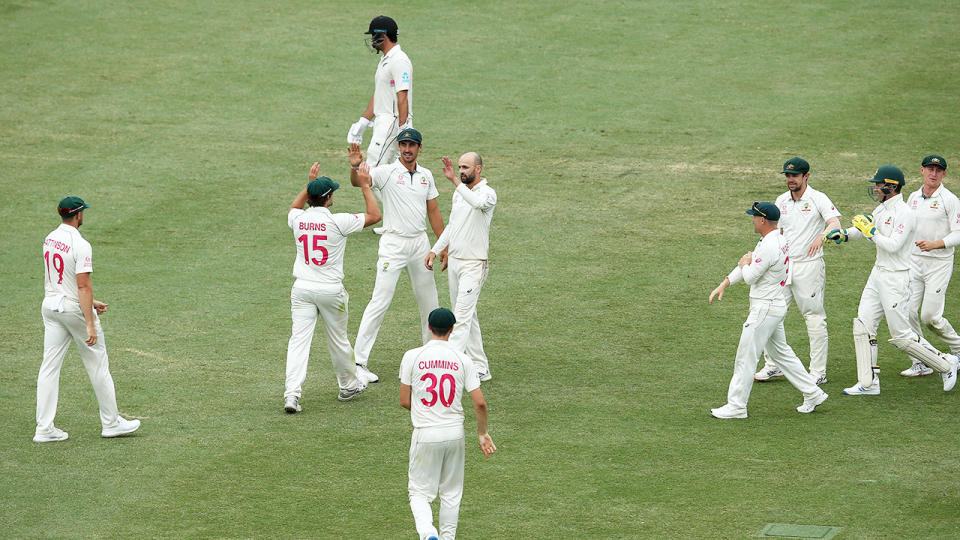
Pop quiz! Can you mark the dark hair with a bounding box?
[308,193,330,207]
[429,324,453,336]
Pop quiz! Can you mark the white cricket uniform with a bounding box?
[907,185,960,354]
[400,340,481,540]
[37,223,124,434]
[721,229,820,411]
[354,162,440,367]
[431,179,497,376]
[367,45,413,166]
[847,193,955,385]
[285,207,366,398]
[760,187,840,378]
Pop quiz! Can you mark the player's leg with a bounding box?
[844,272,884,394]
[902,259,933,376]
[448,258,490,376]
[285,287,320,400]
[316,287,365,393]
[36,308,73,437]
[756,287,794,382]
[917,258,960,353]
[764,304,824,403]
[408,432,442,540]
[793,259,829,381]
[407,235,440,345]
[354,236,406,366]
[721,301,777,413]
[366,116,401,167]
[437,437,466,540]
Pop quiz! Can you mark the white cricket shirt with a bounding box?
[400,340,480,433]
[42,223,93,304]
[907,184,960,260]
[370,162,438,237]
[288,207,364,286]
[727,229,790,301]
[849,194,915,271]
[775,186,841,262]
[431,179,497,259]
[373,45,412,120]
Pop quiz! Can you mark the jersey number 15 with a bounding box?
[297,234,328,266]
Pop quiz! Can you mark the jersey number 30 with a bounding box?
[297,234,328,266]
[420,373,456,407]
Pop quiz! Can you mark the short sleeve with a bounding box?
[75,239,93,274]
[333,213,365,236]
[399,350,414,385]
[392,57,412,92]
[462,355,481,392]
[425,170,439,200]
[371,165,391,191]
[288,208,304,229]
[816,192,841,221]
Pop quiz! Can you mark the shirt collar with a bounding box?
[882,193,903,209]
[381,44,401,62]
[921,184,943,199]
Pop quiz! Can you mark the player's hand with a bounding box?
[93,300,108,315]
[356,163,372,187]
[441,156,458,184]
[439,247,448,271]
[397,117,411,131]
[915,239,944,252]
[852,214,875,238]
[347,117,371,144]
[825,228,848,244]
[806,238,824,257]
[309,161,321,181]
[478,433,496,457]
[709,279,729,304]
[737,251,752,268]
[84,324,98,346]
[348,143,364,167]
[425,252,436,270]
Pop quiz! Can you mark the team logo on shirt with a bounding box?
[401,72,410,83]
[911,200,919,209]
[397,173,406,185]
[930,200,940,210]
[801,202,811,212]
[755,257,762,264]
[885,217,892,225]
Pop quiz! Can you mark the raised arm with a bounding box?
[356,163,382,227]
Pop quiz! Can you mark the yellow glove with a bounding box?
[852,214,875,238]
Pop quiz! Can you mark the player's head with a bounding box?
[746,201,779,233]
[365,15,398,52]
[58,196,89,226]
[781,157,810,193]
[868,165,904,202]
[921,154,947,187]
[458,152,483,186]
[307,177,339,208]
[397,128,422,165]
[427,308,456,339]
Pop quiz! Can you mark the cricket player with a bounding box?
[755,158,841,385]
[346,15,413,167]
[348,128,445,384]
[901,155,960,377]
[825,165,959,394]
[708,202,828,419]
[400,308,496,540]
[35,196,141,442]
[425,153,497,381]
[283,163,381,412]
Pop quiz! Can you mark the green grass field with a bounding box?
[3,1,960,538]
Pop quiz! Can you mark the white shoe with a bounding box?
[797,391,828,413]
[754,366,784,381]
[842,380,880,395]
[942,356,959,392]
[356,363,379,384]
[811,373,828,385]
[33,426,69,443]
[901,362,934,377]
[101,417,141,438]
[338,383,367,402]
[710,404,747,419]
[284,396,301,413]
[478,369,492,382]
[373,227,385,235]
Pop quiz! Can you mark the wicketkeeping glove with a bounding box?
[852,214,876,239]
[347,117,373,144]
[825,228,849,244]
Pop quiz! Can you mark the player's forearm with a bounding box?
[456,184,494,210]
[78,283,96,326]
[363,95,374,120]
[941,230,960,249]
[361,185,382,226]
[397,91,409,126]
[431,228,450,254]
[474,402,488,436]
[822,217,841,235]
[427,206,444,238]
[291,188,308,210]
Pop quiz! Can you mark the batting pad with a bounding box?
[889,337,951,372]
[853,319,877,387]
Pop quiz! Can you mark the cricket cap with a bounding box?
[428,308,456,330]
[58,196,89,217]
[922,155,947,170]
[397,128,422,145]
[366,15,398,35]
[746,201,780,221]
[782,157,810,175]
[869,165,905,187]
[308,177,339,197]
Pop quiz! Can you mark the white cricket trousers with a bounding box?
[408,427,466,540]
[858,267,919,344]
[726,298,820,410]
[37,301,120,432]
[762,258,828,377]
[909,256,960,354]
[285,284,363,398]
[366,115,401,167]
[447,257,490,374]
[354,233,439,366]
